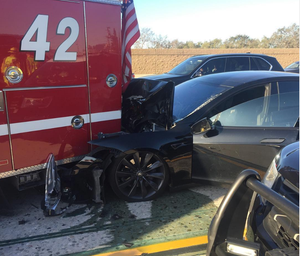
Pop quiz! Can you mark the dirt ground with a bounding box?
[132,48,299,75]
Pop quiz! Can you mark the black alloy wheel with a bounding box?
[109,151,169,202]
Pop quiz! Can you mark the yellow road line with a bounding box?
[93,235,208,256]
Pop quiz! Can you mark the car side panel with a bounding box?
[192,127,299,183]
[89,129,193,186]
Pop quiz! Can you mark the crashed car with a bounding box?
[142,53,284,85]
[44,71,299,214]
[206,141,299,256]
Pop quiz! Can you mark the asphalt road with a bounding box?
[0,182,228,256]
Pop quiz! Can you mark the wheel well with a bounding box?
[90,147,174,193]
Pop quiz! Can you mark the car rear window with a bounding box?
[250,57,271,70]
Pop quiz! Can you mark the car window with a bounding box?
[209,81,299,127]
[250,57,271,70]
[168,56,206,75]
[270,80,299,127]
[194,58,226,77]
[225,57,249,72]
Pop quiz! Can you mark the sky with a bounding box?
[133,0,299,43]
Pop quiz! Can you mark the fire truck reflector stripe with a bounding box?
[91,111,121,122]
[0,110,121,136]
[0,124,8,136]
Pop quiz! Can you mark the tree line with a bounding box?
[134,23,299,49]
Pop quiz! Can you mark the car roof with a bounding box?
[192,70,299,88]
[190,53,276,59]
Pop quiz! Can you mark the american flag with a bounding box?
[121,0,140,92]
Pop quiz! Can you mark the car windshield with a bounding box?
[167,56,206,75]
[173,78,232,121]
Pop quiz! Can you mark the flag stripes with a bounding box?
[121,0,140,92]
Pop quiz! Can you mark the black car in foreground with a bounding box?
[143,53,284,85]
[43,71,299,215]
[207,141,299,256]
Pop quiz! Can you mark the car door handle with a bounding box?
[260,138,285,144]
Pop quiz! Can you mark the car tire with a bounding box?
[109,151,169,202]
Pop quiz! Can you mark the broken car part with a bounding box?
[43,154,103,216]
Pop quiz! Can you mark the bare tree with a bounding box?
[201,39,223,48]
[133,24,299,49]
[133,28,155,49]
[259,36,271,48]
[170,39,184,49]
[269,23,299,48]
[223,35,253,48]
[152,34,171,49]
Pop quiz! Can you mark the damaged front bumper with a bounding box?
[43,154,103,216]
[44,154,62,216]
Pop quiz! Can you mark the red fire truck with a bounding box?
[0,0,123,190]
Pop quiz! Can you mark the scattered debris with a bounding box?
[18,220,26,225]
[111,214,123,220]
[129,214,136,219]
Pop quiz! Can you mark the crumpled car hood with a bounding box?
[122,79,174,132]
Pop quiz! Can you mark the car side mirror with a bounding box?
[191,118,212,134]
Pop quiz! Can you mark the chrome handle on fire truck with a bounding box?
[106,74,117,88]
[5,66,23,84]
[71,115,84,129]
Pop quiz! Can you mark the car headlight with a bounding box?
[262,158,279,189]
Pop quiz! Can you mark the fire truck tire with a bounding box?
[109,150,169,202]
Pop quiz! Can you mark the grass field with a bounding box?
[132,48,299,75]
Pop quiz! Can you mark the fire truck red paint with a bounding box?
[0,0,122,178]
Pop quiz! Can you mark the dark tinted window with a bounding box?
[168,56,206,75]
[195,58,226,76]
[226,57,249,72]
[209,84,267,127]
[209,81,299,127]
[278,80,299,93]
[173,79,231,121]
[250,57,271,70]
[269,80,299,127]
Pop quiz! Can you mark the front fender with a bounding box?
[89,131,172,153]
[89,130,193,188]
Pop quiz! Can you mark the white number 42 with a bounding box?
[21,14,79,61]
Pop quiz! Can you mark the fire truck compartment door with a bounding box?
[5,86,90,170]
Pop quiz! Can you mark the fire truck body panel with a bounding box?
[0,0,122,181]
[85,2,122,140]
[0,108,12,172]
